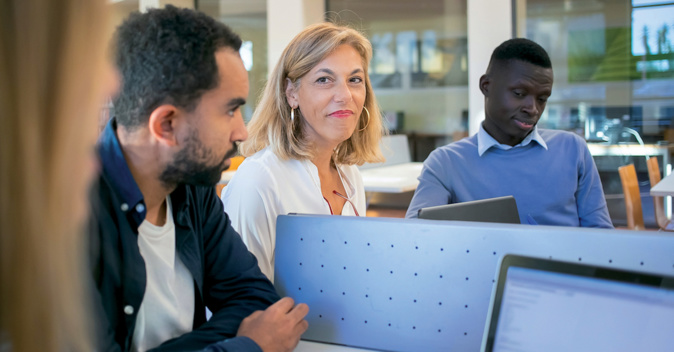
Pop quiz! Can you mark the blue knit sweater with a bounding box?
[406,128,613,228]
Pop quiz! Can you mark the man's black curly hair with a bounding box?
[113,5,242,129]
[488,38,551,69]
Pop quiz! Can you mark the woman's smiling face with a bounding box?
[286,44,366,150]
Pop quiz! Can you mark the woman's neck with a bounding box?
[310,145,348,216]
[309,138,339,173]
[311,149,334,174]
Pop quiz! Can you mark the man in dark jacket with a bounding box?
[89,6,308,352]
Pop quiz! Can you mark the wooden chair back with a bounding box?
[216,155,245,196]
[647,157,670,230]
[619,164,645,230]
[229,155,245,170]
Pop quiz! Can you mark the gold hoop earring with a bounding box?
[358,106,370,132]
[290,108,295,124]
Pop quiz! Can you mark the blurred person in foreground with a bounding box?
[0,0,111,350]
[89,6,307,351]
[221,22,385,281]
[406,38,612,228]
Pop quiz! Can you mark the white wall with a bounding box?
[467,0,513,135]
[267,0,325,76]
[139,0,194,11]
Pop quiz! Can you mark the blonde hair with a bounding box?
[241,22,385,165]
[0,0,108,350]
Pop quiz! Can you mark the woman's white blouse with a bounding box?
[221,147,366,281]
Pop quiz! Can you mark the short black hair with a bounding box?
[488,38,552,69]
[113,5,242,129]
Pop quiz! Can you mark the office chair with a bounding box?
[216,155,245,196]
[618,164,645,230]
[646,157,672,231]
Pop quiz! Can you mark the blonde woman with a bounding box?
[222,22,385,281]
[0,0,110,350]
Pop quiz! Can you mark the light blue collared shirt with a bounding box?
[407,127,613,228]
[477,124,548,156]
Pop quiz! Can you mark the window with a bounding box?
[197,0,267,122]
[522,0,674,144]
[326,0,469,154]
[521,0,674,226]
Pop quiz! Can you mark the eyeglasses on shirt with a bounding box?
[323,190,360,217]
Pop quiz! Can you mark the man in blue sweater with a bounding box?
[406,38,613,228]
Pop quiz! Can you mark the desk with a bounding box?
[220,163,425,193]
[276,215,674,351]
[651,172,674,197]
[295,341,373,351]
[587,143,671,170]
[588,143,673,220]
[650,173,674,221]
[359,162,423,193]
[218,170,236,185]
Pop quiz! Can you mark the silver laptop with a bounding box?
[418,195,520,224]
[481,254,674,352]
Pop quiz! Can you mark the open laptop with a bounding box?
[418,195,520,224]
[481,254,674,352]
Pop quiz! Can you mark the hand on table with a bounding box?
[237,297,309,352]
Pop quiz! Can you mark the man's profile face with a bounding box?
[480,59,553,146]
[160,48,249,187]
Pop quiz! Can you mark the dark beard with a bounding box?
[159,128,237,188]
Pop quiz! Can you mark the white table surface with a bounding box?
[587,143,672,158]
[359,162,423,193]
[219,162,424,194]
[295,340,377,352]
[218,170,236,185]
[651,172,674,197]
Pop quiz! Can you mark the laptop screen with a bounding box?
[418,195,521,224]
[484,255,674,352]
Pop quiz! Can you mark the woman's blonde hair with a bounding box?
[241,22,385,165]
[0,0,108,350]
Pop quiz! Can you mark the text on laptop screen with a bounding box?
[493,266,674,352]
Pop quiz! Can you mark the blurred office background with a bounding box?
[109,0,674,226]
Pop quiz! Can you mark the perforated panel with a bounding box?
[275,215,674,352]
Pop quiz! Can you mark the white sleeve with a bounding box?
[221,159,279,282]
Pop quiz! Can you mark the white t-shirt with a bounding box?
[132,197,195,352]
[221,147,366,281]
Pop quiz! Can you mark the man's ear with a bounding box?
[479,74,490,97]
[148,105,180,146]
[285,78,298,108]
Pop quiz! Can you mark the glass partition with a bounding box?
[520,0,674,227]
[326,0,469,161]
[197,0,267,122]
[522,0,674,144]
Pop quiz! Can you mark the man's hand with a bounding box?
[237,297,309,352]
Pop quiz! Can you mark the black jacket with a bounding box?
[89,120,278,351]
